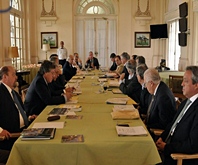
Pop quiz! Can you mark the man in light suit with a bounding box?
[0,66,35,151]
[144,68,176,130]
[156,66,198,165]
[119,60,142,103]
[24,60,73,116]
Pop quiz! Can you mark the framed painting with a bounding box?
[41,32,58,48]
[135,32,151,48]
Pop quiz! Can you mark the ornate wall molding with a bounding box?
[40,0,58,26]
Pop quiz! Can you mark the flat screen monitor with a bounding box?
[179,2,188,18]
[179,17,187,32]
[150,24,168,39]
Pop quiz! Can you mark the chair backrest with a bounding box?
[169,75,183,93]
[21,88,28,103]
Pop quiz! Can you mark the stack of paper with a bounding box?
[108,79,119,87]
[58,104,82,112]
[105,72,117,78]
[112,89,122,94]
[106,98,129,105]
[116,126,147,136]
[112,105,136,112]
[98,78,108,82]
[111,110,139,120]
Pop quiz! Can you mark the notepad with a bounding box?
[112,105,136,112]
[116,126,147,136]
[111,110,140,120]
[106,98,129,105]
[32,122,65,129]
[61,135,84,143]
[108,79,119,87]
[112,89,122,94]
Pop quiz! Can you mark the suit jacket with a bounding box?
[109,62,117,71]
[119,75,142,103]
[160,98,198,165]
[85,57,99,69]
[48,75,66,96]
[147,81,176,130]
[63,61,77,81]
[24,73,65,116]
[0,83,24,150]
[121,65,129,79]
[139,87,150,115]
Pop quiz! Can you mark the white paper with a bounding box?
[112,89,122,94]
[116,126,147,136]
[106,98,129,105]
[32,122,65,129]
[66,111,76,116]
[108,80,119,87]
[113,105,135,111]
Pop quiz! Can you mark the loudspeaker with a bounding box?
[179,18,187,32]
[178,33,187,46]
[179,2,188,18]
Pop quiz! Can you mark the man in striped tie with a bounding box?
[156,66,198,165]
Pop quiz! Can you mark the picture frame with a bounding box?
[41,32,58,48]
[135,32,151,48]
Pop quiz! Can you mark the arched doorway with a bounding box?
[74,0,117,67]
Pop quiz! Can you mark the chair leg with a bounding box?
[177,159,182,165]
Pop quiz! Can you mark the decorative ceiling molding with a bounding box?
[40,0,58,26]
[135,0,151,17]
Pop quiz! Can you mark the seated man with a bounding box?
[24,60,73,116]
[110,55,124,77]
[119,61,142,103]
[63,55,77,81]
[119,52,130,80]
[74,53,83,69]
[144,68,176,130]
[0,66,35,151]
[156,66,198,165]
[136,56,148,68]
[109,53,117,71]
[85,51,99,69]
[136,64,150,115]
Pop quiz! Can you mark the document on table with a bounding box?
[111,110,140,120]
[112,89,122,94]
[116,126,148,136]
[106,98,129,105]
[113,105,136,111]
[32,122,65,129]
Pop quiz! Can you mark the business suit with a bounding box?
[63,61,77,81]
[121,65,129,79]
[85,57,100,69]
[147,81,176,130]
[160,98,198,165]
[119,75,142,103]
[109,62,117,71]
[0,83,23,150]
[24,73,65,116]
[139,87,150,115]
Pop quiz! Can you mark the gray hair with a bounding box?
[186,66,198,84]
[121,52,130,60]
[144,68,161,84]
[126,60,136,74]
[136,64,148,79]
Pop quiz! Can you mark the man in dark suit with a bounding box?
[156,66,198,165]
[0,66,35,151]
[119,52,130,80]
[109,53,117,71]
[85,51,100,69]
[144,68,176,130]
[63,55,77,81]
[24,60,73,116]
[119,60,142,103]
[136,64,150,115]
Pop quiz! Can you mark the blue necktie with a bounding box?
[146,95,155,123]
[12,90,29,126]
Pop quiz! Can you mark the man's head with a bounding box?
[126,60,136,75]
[50,54,59,65]
[67,55,74,64]
[0,66,17,88]
[115,55,122,66]
[39,60,56,83]
[74,53,79,62]
[144,68,161,94]
[110,53,116,62]
[136,64,148,84]
[60,41,64,48]
[182,66,198,98]
[89,51,94,59]
[121,52,130,64]
[136,56,146,66]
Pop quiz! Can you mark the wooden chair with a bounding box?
[171,153,198,165]
[169,75,186,101]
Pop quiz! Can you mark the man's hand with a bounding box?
[0,130,11,139]
[65,92,73,100]
[66,87,75,93]
[156,137,166,151]
[28,115,37,122]
[119,73,125,80]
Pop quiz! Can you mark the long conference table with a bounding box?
[7,71,161,165]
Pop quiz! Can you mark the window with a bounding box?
[167,20,180,70]
[10,0,24,69]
